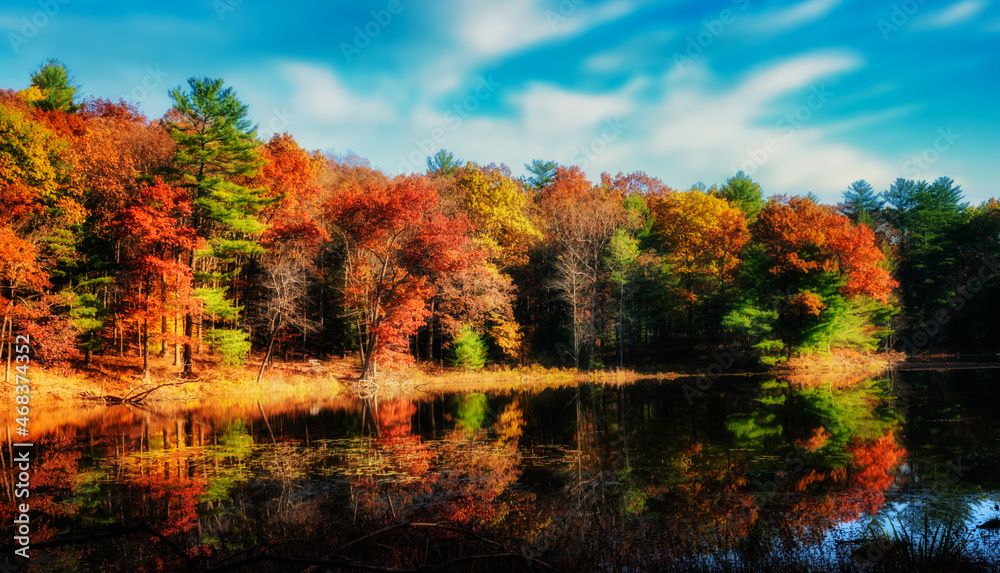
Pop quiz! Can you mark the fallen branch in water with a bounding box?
[81,380,194,405]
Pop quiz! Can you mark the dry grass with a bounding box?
[401,363,684,396]
[2,347,901,411]
[776,349,898,388]
[0,353,354,410]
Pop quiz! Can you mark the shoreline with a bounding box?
[0,349,915,409]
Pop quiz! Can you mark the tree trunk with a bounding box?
[160,273,168,357]
[573,293,580,370]
[588,277,597,370]
[142,319,150,381]
[256,319,279,385]
[173,312,181,366]
[2,315,10,384]
[183,313,194,375]
[426,298,434,363]
[360,335,378,380]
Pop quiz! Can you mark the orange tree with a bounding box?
[324,175,473,379]
[746,195,898,356]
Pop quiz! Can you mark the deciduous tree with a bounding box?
[325,175,472,379]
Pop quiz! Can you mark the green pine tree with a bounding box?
[840,180,883,228]
[448,324,488,370]
[168,77,268,374]
[30,59,78,112]
[717,171,764,223]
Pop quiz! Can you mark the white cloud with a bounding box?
[911,0,990,30]
[451,0,642,59]
[581,29,675,73]
[413,50,899,201]
[278,61,397,124]
[638,52,900,199]
[740,0,843,34]
[241,50,904,203]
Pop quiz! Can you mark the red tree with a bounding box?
[325,175,472,379]
[114,178,199,378]
[755,195,896,303]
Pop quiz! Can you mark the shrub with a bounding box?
[448,324,488,370]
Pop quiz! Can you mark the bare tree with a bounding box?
[255,253,320,383]
[540,168,624,369]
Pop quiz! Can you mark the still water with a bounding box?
[3,368,1000,571]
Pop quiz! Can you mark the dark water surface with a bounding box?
[3,368,1000,571]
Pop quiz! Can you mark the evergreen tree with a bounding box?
[167,77,267,374]
[523,159,558,191]
[29,59,78,112]
[426,149,462,178]
[448,324,488,370]
[883,176,968,343]
[717,171,764,223]
[840,180,883,227]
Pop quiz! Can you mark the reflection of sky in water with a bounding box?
[825,496,1000,562]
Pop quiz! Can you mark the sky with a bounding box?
[1,0,998,204]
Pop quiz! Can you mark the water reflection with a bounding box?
[2,371,999,571]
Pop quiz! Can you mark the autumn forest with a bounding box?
[3,61,1000,385]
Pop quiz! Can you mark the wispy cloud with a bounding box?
[740,0,843,34]
[911,0,990,30]
[450,0,640,59]
[282,63,396,124]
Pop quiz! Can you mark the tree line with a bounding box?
[2,61,998,380]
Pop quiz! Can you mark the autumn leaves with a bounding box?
[0,65,901,381]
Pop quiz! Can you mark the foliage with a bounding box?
[522,159,557,190]
[3,62,999,375]
[862,514,972,573]
[427,149,462,178]
[455,162,541,268]
[325,174,473,378]
[29,59,78,112]
[204,327,251,366]
[716,170,764,222]
[448,324,488,370]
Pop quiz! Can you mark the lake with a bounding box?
[3,367,1000,572]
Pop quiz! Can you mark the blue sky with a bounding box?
[1,0,997,204]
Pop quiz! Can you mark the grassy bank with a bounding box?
[1,347,903,410]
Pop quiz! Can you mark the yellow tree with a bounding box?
[455,162,541,269]
[652,189,749,346]
[0,94,84,371]
[425,163,542,362]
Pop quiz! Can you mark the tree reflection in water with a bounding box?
[3,374,999,571]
